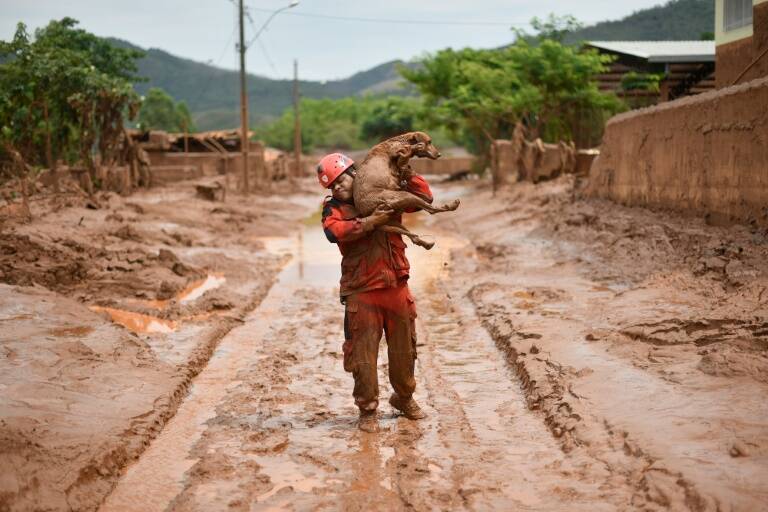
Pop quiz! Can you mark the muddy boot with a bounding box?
[389,393,427,420]
[358,410,379,433]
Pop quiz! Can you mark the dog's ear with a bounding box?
[396,145,412,168]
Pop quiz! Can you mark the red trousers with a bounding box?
[343,282,417,411]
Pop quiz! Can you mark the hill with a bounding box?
[110,39,414,130]
[116,0,714,131]
[564,0,714,44]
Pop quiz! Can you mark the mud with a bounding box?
[587,75,768,226]
[0,177,318,511]
[442,177,768,510]
[4,175,768,511]
[101,196,632,511]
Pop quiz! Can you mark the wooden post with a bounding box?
[238,0,250,194]
[293,59,302,179]
[183,121,189,155]
[43,99,60,193]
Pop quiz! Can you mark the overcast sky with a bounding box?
[1,1,667,81]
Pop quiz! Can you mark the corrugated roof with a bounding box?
[586,41,715,63]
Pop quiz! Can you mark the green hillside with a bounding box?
[110,39,414,131]
[115,0,713,131]
[564,0,714,43]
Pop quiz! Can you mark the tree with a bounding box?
[257,97,376,152]
[137,87,195,132]
[360,97,417,142]
[175,101,194,133]
[0,18,143,191]
[400,33,623,162]
[524,14,583,43]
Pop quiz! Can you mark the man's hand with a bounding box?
[362,205,395,232]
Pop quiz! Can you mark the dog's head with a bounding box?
[403,131,441,160]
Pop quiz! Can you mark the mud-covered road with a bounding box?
[3,176,767,511]
[100,188,629,511]
[98,177,768,511]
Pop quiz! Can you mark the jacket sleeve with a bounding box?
[404,174,433,212]
[322,200,367,243]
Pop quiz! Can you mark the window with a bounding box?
[724,0,753,31]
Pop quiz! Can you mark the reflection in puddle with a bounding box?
[179,274,226,303]
[133,274,227,310]
[89,306,177,333]
[259,212,340,289]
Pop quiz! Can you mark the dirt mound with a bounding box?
[0,233,90,288]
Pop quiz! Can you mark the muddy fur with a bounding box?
[353,131,460,250]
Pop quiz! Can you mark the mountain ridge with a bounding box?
[117,0,713,130]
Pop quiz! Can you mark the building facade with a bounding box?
[715,0,768,86]
[585,41,716,106]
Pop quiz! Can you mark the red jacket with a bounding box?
[322,175,433,297]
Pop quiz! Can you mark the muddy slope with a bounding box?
[0,177,317,511]
[437,177,768,510]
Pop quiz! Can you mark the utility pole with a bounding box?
[293,59,301,179]
[238,0,249,195]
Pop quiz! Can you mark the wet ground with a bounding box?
[3,176,767,511]
[101,189,629,511]
[0,177,317,511]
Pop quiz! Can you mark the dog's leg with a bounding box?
[380,191,460,215]
[378,223,435,250]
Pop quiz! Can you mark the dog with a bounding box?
[353,131,460,250]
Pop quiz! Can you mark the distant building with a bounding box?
[715,0,768,87]
[584,41,716,105]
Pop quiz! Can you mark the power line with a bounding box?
[244,6,278,73]
[248,7,530,26]
[191,7,238,107]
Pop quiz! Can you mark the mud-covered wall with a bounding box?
[410,156,476,176]
[716,2,768,87]
[148,152,226,177]
[587,76,768,225]
[717,37,755,87]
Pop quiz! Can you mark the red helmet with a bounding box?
[317,153,354,188]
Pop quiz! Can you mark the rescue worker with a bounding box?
[317,152,430,433]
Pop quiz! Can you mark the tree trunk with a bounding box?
[43,99,60,193]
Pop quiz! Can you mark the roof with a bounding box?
[585,41,715,63]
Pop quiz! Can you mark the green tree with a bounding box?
[400,34,623,161]
[257,95,453,153]
[360,97,417,142]
[137,87,195,132]
[175,101,194,132]
[0,18,143,189]
[257,97,377,152]
[523,14,584,43]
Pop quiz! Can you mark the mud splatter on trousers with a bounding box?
[343,282,417,411]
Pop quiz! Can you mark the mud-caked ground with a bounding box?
[0,177,318,511]
[439,176,768,510]
[2,174,767,512]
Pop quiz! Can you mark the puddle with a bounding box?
[89,306,177,334]
[178,274,226,303]
[132,274,227,310]
[259,213,340,289]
